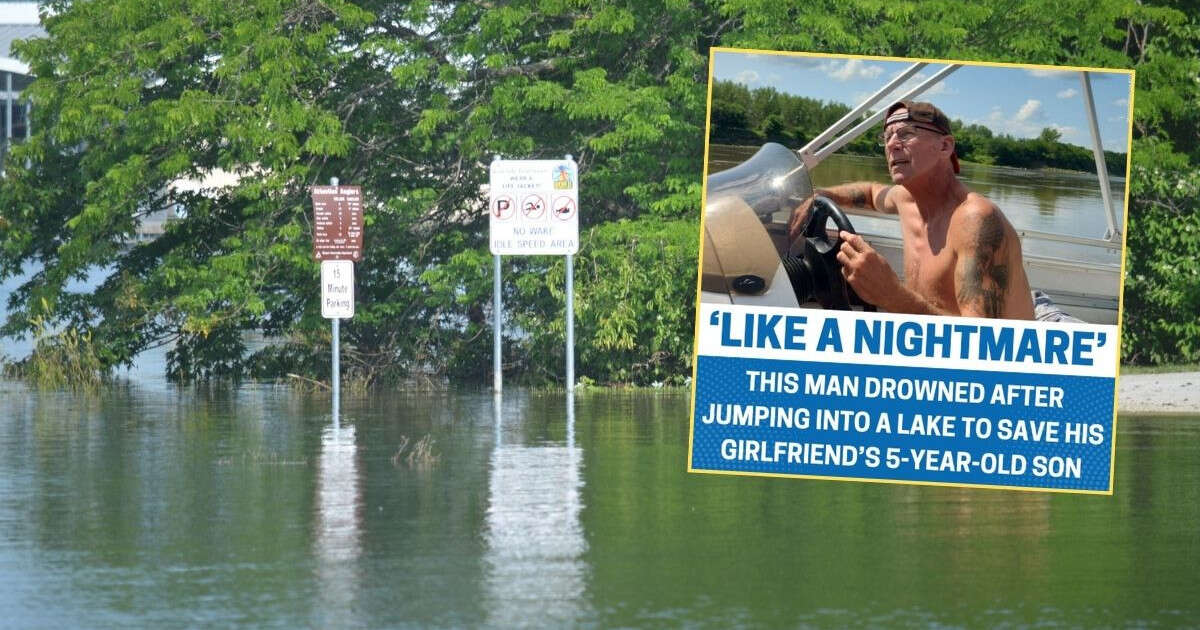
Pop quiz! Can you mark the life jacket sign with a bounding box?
[490,159,579,255]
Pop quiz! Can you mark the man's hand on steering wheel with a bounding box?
[836,232,903,310]
[786,194,819,243]
[785,195,862,310]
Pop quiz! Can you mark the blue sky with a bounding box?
[712,50,1134,153]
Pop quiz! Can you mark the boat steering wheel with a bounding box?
[782,196,865,310]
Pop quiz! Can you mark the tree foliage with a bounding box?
[2,0,1198,385]
[1,0,715,385]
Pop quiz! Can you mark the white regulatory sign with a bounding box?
[321,260,354,319]
[489,159,578,255]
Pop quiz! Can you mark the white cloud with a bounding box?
[1015,99,1043,122]
[779,56,827,69]
[974,109,1078,141]
[1057,88,1078,99]
[924,81,952,96]
[822,59,884,82]
[1114,98,1128,106]
[1026,68,1073,79]
[1050,124,1079,139]
[974,101,1082,141]
[718,52,823,72]
[879,71,957,101]
[734,70,760,85]
[911,76,952,96]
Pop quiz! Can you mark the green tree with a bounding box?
[1038,127,1063,144]
[1,0,718,385]
[3,0,1199,387]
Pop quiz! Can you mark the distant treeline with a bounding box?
[709,81,1126,176]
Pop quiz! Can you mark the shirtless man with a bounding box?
[788,101,1035,320]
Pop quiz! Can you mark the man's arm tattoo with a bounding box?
[850,188,868,208]
[956,213,1009,317]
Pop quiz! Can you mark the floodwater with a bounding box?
[0,146,1185,628]
[707,147,1126,265]
[2,380,1198,628]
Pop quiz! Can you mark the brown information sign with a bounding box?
[311,185,363,261]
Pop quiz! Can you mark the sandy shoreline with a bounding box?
[1118,371,1200,414]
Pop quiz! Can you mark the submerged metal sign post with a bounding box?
[311,179,363,425]
[489,156,579,393]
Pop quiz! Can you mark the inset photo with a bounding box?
[690,49,1133,494]
[701,50,1133,325]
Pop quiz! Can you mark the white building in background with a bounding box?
[0,2,199,238]
[0,2,40,171]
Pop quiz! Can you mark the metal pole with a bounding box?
[332,317,340,428]
[1079,71,1120,241]
[798,63,926,159]
[331,176,340,427]
[564,153,575,393]
[566,253,574,393]
[492,154,504,395]
[493,253,502,394]
[808,64,961,166]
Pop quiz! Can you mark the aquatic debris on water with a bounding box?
[391,434,440,468]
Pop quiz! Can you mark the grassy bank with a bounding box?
[1120,364,1200,375]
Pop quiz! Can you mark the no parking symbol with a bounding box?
[493,194,515,220]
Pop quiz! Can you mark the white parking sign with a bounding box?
[489,159,579,255]
[321,260,354,319]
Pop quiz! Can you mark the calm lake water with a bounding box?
[0,147,1180,627]
[2,380,1198,628]
[708,147,1126,265]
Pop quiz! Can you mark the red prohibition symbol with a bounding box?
[521,193,546,220]
[552,196,577,221]
[492,195,515,220]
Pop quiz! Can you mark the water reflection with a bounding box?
[312,423,362,627]
[1,384,1197,627]
[484,393,588,627]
